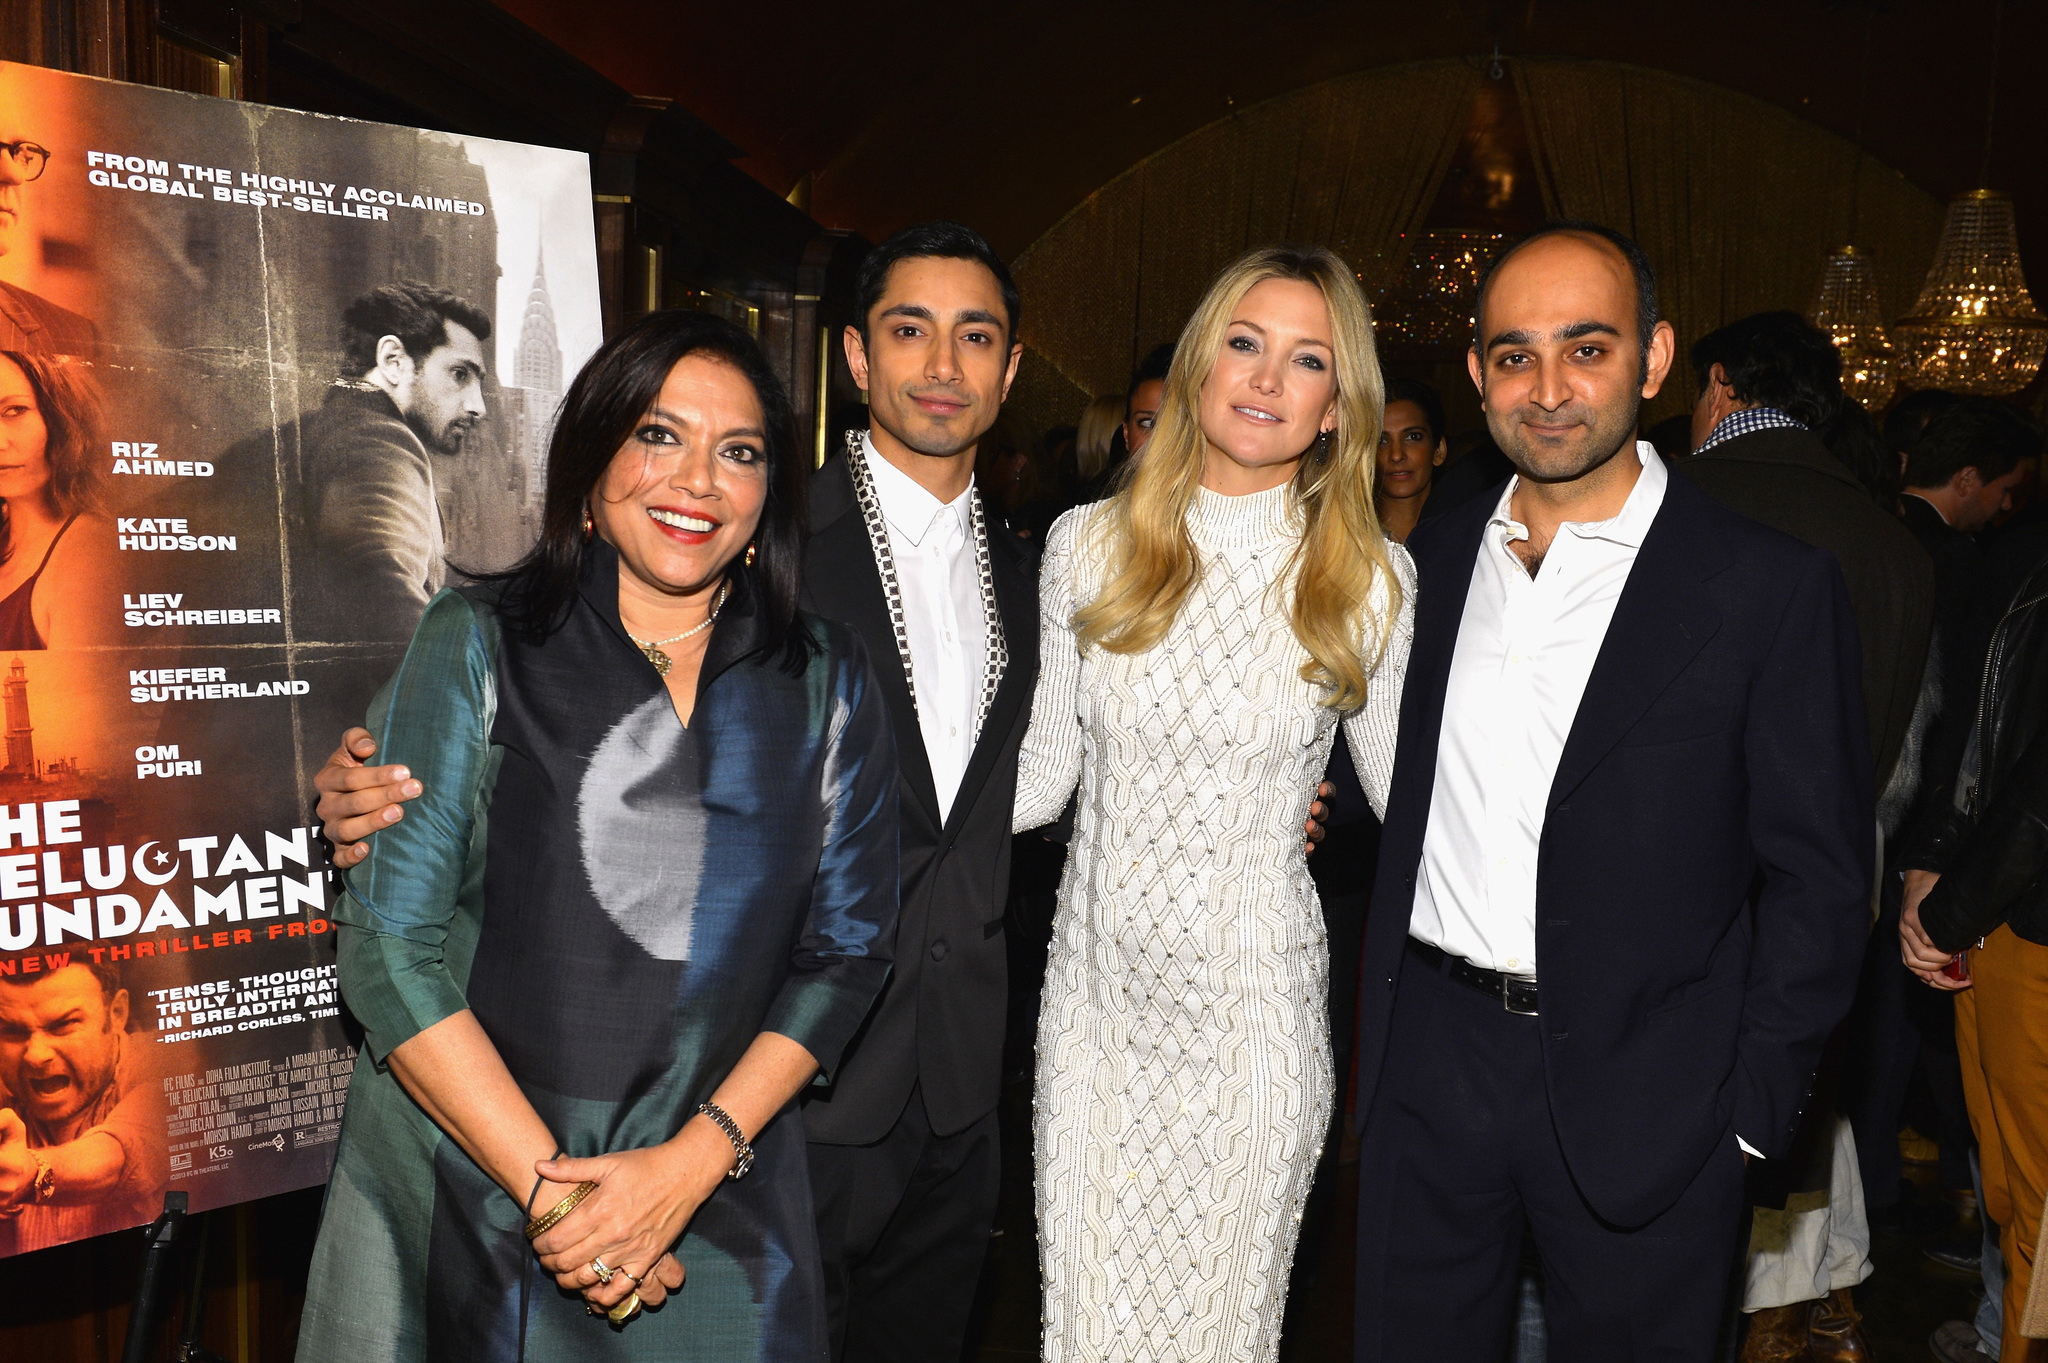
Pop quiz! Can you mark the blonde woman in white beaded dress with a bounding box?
[1013,245,1415,1362]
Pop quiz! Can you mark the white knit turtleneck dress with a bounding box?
[1014,484,1415,1362]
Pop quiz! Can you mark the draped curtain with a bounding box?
[1010,61,1482,439]
[1011,58,1943,436]
[1512,59,1943,422]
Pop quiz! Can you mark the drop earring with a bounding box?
[744,542,757,568]
[581,505,594,541]
[1317,430,1332,461]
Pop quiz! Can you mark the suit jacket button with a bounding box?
[930,940,949,962]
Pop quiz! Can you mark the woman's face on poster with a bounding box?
[594,352,770,600]
[0,355,52,505]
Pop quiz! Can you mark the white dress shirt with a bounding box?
[862,433,987,822]
[1411,441,1669,977]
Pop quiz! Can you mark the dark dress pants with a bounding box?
[1356,957,1748,1363]
[809,1082,1000,1363]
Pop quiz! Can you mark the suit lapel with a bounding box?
[1546,473,1730,809]
[1385,495,1495,855]
[948,530,1036,835]
[807,459,943,830]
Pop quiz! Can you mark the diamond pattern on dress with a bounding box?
[1015,488,1415,1362]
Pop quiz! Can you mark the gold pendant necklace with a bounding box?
[626,580,728,677]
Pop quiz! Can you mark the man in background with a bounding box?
[0,124,98,357]
[0,961,166,1254]
[288,281,492,646]
[1683,309,1936,1360]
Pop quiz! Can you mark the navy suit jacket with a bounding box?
[1357,462,1873,1227]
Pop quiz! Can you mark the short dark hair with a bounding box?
[1472,221,1659,379]
[1382,375,1446,444]
[487,311,811,672]
[1902,397,2045,490]
[1129,343,1176,391]
[341,281,493,377]
[1690,311,1843,429]
[854,221,1021,343]
[1884,388,1962,457]
[1,958,122,1006]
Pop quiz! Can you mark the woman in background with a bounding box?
[298,312,898,1362]
[1371,374,1448,544]
[0,351,118,648]
[1014,244,1413,1362]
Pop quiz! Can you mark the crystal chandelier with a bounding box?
[1893,190,2048,396]
[1808,246,1897,411]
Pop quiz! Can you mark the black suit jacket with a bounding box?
[1357,465,1872,1227]
[1680,426,1934,795]
[798,452,1039,1143]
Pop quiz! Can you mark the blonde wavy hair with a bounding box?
[1071,245,1399,710]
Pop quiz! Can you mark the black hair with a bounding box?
[1,958,123,1007]
[854,221,1021,343]
[1471,221,1659,380]
[1903,397,2045,491]
[1883,388,1962,457]
[340,281,493,376]
[487,311,811,672]
[1690,311,1843,429]
[1381,374,1446,444]
[1819,398,1900,510]
[1128,343,1176,394]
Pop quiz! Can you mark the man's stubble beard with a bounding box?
[1487,388,1642,487]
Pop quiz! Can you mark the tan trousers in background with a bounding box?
[1956,925,2048,1361]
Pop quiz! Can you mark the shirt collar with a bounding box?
[861,430,973,548]
[1694,405,1805,455]
[1489,440,1668,552]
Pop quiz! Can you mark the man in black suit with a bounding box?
[1352,223,1871,1362]
[311,222,1037,1363]
[794,223,1034,1361]
[0,129,98,357]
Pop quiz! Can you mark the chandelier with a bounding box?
[1892,190,2047,396]
[1373,229,1508,351]
[1808,247,1897,411]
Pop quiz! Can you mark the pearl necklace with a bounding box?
[625,579,729,677]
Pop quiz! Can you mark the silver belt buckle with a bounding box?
[1501,976,1538,1016]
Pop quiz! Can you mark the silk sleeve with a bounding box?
[764,625,901,1081]
[333,590,496,1066]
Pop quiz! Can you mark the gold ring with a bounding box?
[606,1291,642,1325]
[590,1257,614,1285]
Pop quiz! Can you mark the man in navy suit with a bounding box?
[1353,223,1872,1361]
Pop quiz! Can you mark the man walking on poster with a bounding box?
[1353,222,1871,1361]
[288,282,492,645]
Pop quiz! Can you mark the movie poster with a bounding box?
[0,63,601,1255]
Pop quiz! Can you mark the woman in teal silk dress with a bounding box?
[296,313,899,1362]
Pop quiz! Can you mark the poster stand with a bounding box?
[121,1192,186,1363]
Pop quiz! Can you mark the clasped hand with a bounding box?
[528,1123,733,1314]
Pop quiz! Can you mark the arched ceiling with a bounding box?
[491,0,2047,273]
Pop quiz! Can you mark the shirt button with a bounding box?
[1506,957,1519,969]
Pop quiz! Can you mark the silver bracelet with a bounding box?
[697,1101,754,1180]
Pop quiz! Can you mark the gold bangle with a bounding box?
[524,1181,597,1241]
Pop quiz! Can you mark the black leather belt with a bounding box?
[1406,937,1540,1016]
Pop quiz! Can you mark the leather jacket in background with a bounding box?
[1907,551,2048,950]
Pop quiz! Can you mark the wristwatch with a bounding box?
[30,1154,53,1203]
